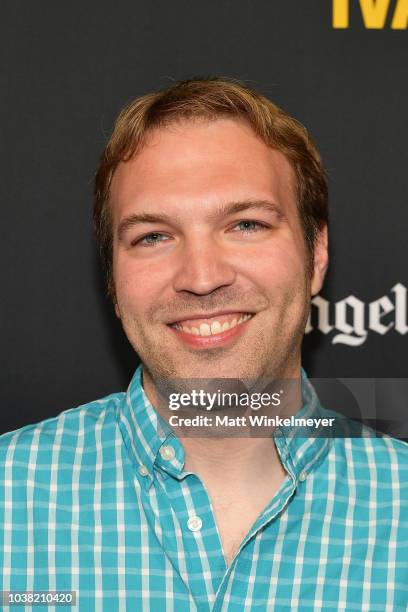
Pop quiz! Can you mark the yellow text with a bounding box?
[333,0,408,29]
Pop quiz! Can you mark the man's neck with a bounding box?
[181,435,287,492]
[141,365,303,489]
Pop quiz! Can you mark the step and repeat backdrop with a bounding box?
[1,1,407,433]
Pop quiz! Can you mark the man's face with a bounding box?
[110,118,327,384]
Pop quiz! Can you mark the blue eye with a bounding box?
[135,233,169,246]
[234,220,267,233]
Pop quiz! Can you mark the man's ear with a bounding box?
[114,302,121,319]
[311,224,329,296]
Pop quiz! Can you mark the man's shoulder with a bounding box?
[334,421,408,456]
[320,405,408,462]
[357,432,408,463]
[0,391,125,462]
[332,426,408,487]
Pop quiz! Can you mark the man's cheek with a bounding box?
[243,258,302,293]
[119,261,169,301]
[244,242,301,274]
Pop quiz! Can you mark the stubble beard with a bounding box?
[119,291,309,397]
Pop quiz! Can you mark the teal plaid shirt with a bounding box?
[1,366,408,611]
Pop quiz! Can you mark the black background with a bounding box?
[1,1,407,434]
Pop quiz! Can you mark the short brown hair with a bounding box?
[94,77,328,301]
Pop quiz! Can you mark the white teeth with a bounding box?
[211,321,222,334]
[199,323,211,336]
[174,314,252,336]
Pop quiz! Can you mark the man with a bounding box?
[1,78,407,611]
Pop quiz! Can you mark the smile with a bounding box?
[168,312,253,348]
[171,312,252,336]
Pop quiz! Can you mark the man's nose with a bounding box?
[172,237,236,295]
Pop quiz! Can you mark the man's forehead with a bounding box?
[110,118,298,219]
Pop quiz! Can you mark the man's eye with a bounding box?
[233,220,268,233]
[133,233,169,247]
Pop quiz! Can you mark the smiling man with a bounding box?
[109,117,325,385]
[1,78,407,610]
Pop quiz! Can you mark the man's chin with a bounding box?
[151,353,268,381]
[136,321,282,381]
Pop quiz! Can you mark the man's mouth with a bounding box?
[168,312,254,348]
[170,312,252,336]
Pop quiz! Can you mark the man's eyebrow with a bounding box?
[211,199,284,220]
[116,200,284,241]
[117,212,176,241]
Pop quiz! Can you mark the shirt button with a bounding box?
[299,471,307,482]
[160,445,175,461]
[187,516,202,532]
[138,465,149,476]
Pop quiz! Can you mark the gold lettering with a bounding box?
[359,0,391,28]
[391,0,408,28]
[333,0,349,28]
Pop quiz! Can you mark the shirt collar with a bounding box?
[273,369,335,483]
[117,365,334,490]
[117,366,184,489]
